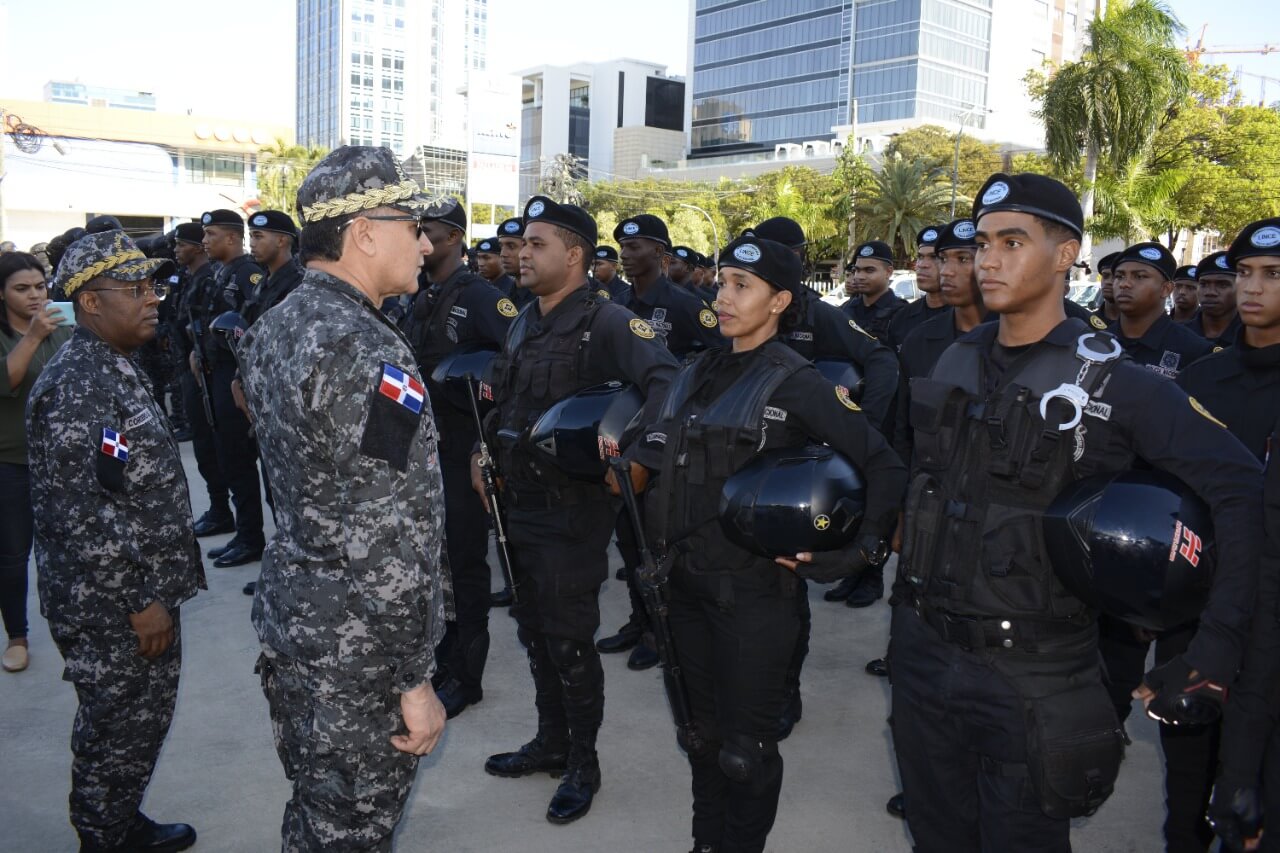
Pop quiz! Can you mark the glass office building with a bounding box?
[690,0,993,158]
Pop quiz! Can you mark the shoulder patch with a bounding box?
[629,318,656,340]
[249,272,263,285]
[848,320,874,339]
[597,289,612,300]
[1188,396,1227,429]
[699,308,718,328]
[496,298,518,318]
[835,384,861,412]
[1089,315,1107,330]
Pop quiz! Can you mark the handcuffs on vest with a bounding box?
[1038,333,1123,431]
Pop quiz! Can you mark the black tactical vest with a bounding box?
[901,320,1123,620]
[489,288,604,485]
[408,270,472,374]
[650,340,810,573]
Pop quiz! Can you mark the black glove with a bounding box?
[1208,779,1263,852]
[790,535,885,584]
[1142,655,1227,726]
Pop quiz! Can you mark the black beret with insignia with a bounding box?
[1114,241,1176,282]
[720,235,802,298]
[247,210,298,238]
[1173,265,1198,283]
[749,216,806,249]
[934,218,977,253]
[917,224,944,249]
[973,172,1084,238]
[613,214,671,248]
[497,217,525,239]
[698,253,716,270]
[523,196,598,247]
[671,245,695,262]
[475,238,500,254]
[593,245,619,262]
[852,240,894,265]
[1227,217,1280,267]
[174,222,205,244]
[201,209,244,229]
[1196,250,1235,279]
[1098,251,1121,274]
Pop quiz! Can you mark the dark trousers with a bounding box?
[258,650,417,852]
[180,370,229,514]
[889,605,1072,853]
[0,462,32,640]
[210,362,263,547]
[49,612,182,849]
[435,446,492,689]
[668,561,800,853]
[783,580,810,701]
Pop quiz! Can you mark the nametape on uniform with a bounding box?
[124,409,154,431]
[450,305,469,319]
[378,363,425,415]
[764,406,788,422]
[646,432,668,445]
[101,428,129,462]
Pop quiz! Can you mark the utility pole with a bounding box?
[950,103,989,218]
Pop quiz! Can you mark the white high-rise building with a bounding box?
[295,0,489,157]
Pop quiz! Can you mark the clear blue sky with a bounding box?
[0,0,1275,124]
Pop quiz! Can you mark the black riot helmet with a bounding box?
[720,444,866,557]
[1043,470,1216,632]
[210,311,248,350]
[428,345,498,416]
[528,381,644,481]
[813,359,865,403]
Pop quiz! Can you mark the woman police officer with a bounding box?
[623,235,907,853]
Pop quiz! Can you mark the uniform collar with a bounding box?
[1114,312,1173,352]
[635,276,674,307]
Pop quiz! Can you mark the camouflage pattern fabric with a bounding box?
[239,267,449,850]
[26,325,203,848]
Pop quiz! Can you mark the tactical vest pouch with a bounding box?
[900,473,943,588]
[908,379,968,471]
[979,503,1050,613]
[1024,681,1123,819]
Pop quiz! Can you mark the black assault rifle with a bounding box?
[187,307,216,428]
[467,376,518,604]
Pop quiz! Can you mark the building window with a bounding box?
[184,153,245,186]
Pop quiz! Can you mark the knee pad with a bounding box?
[546,637,593,670]
[717,733,778,785]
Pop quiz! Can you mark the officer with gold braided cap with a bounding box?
[238,145,453,850]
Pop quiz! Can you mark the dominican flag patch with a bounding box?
[378,363,425,415]
[101,428,129,462]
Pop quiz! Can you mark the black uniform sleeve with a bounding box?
[220,260,266,313]
[771,368,908,542]
[812,302,899,430]
[1112,366,1265,683]
[463,280,517,346]
[591,305,680,445]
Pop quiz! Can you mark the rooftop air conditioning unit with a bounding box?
[775,143,803,160]
[802,140,831,157]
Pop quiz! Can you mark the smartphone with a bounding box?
[47,302,76,327]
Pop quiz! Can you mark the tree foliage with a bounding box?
[257,139,329,220]
[882,125,1004,208]
[848,155,953,264]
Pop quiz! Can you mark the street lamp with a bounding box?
[679,202,719,266]
[950,103,992,217]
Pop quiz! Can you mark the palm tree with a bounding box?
[851,155,953,265]
[257,139,330,219]
[1037,0,1190,262]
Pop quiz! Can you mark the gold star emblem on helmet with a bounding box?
[813,514,831,531]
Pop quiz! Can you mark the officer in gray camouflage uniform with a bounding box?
[27,230,204,853]
[238,145,452,852]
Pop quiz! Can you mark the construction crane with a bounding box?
[1236,70,1280,107]
[1186,24,1279,64]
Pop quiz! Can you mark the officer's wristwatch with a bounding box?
[856,535,890,566]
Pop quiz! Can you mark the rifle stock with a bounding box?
[187,308,216,428]
[466,377,518,604]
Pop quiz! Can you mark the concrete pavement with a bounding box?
[0,443,1168,852]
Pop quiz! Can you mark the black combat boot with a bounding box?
[485,731,570,778]
[845,564,885,608]
[487,629,569,777]
[546,740,601,824]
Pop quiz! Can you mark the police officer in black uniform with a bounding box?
[1110,241,1213,377]
[475,237,505,288]
[1171,264,1200,323]
[243,210,303,326]
[173,221,233,538]
[401,199,517,719]
[668,246,698,290]
[1177,218,1280,853]
[890,173,1264,852]
[1091,251,1121,327]
[1188,251,1243,347]
[494,216,537,312]
[843,240,905,340]
[590,245,631,301]
[596,215,725,669]
[197,209,266,567]
[885,225,949,350]
[630,234,906,853]
[477,196,678,825]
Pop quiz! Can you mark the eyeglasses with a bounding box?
[89,281,169,301]
[340,215,426,238]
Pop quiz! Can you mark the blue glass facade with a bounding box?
[297,0,343,150]
[690,0,992,158]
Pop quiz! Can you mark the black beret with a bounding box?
[670,245,696,262]
[1227,217,1280,267]
[750,216,806,249]
[1097,251,1121,274]
[935,218,977,253]
[173,222,205,244]
[973,172,1083,238]
[613,214,671,248]
[247,210,298,237]
[1196,250,1235,279]
[523,196,598,247]
[1173,265,1198,283]
[497,217,525,239]
[917,225,944,248]
[422,198,467,231]
[475,238,500,254]
[201,209,244,229]
[698,253,716,269]
[593,245,619,262]
[852,240,894,265]
[1114,241,1176,281]
[85,215,124,234]
[720,236,802,297]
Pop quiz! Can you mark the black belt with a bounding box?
[914,599,1092,653]
[505,482,602,511]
